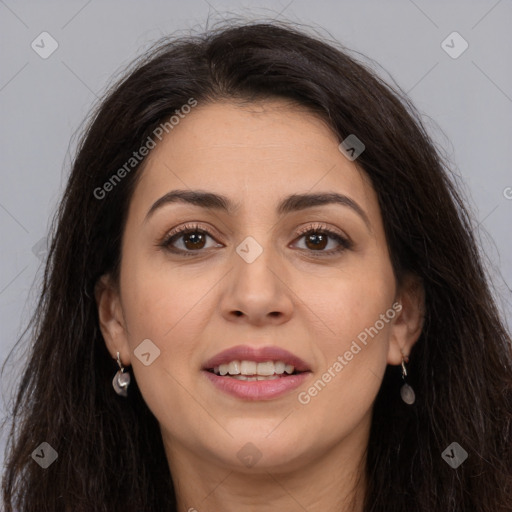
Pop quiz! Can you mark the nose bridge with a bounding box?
[220,229,293,323]
[233,231,280,293]
[230,202,278,272]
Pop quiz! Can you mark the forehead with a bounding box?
[131,100,376,219]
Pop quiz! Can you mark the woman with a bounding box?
[2,19,511,512]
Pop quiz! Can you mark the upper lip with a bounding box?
[202,345,311,372]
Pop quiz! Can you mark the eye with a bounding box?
[159,223,222,255]
[293,223,352,255]
[159,222,352,257]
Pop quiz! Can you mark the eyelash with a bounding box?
[158,222,352,257]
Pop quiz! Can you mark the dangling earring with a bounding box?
[400,353,415,405]
[112,351,131,397]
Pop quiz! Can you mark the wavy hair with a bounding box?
[2,19,512,512]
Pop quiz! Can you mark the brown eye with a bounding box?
[160,224,222,255]
[294,224,353,255]
[159,222,351,257]
[181,231,207,250]
[304,232,329,251]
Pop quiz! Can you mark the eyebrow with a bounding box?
[145,189,372,230]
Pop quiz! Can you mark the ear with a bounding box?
[387,273,425,365]
[95,273,131,367]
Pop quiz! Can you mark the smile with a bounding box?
[202,345,312,400]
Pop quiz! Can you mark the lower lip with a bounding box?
[202,371,310,401]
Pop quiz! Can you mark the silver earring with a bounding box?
[112,351,131,397]
[400,354,415,405]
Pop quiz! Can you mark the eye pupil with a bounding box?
[306,233,328,250]
[184,232,206,250]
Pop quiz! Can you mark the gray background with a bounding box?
[1,0,511,471]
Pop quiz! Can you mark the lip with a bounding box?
[202,370,311,401]
[202,345,311,372]
[202,345,312,401]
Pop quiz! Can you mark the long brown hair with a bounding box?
[2,19,512,511]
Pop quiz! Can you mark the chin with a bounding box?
[204,428,310,471]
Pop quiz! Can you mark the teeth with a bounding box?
[232,375,280,381]
[240,360,257,375]
[284,364,294,374]
[256,361,274,376]
[228,361,240,375]
[211,360,296,376]
[274,361,285,374]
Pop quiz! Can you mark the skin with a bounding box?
[96,100,424,512]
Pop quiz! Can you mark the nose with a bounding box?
[219,240,294,327]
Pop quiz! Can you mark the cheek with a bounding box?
[118,252,208,402]
[120,246,214,341]
[119,258,211,439]
[296,301,393,442]
[315,253,395,349]
[295,253,395,415]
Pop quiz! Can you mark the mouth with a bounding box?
[201,345,312,400]
[205,360,305,380]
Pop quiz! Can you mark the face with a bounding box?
[97,100,422,475]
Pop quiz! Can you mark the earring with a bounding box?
[400,353,415,405]
[112,351,131,397]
